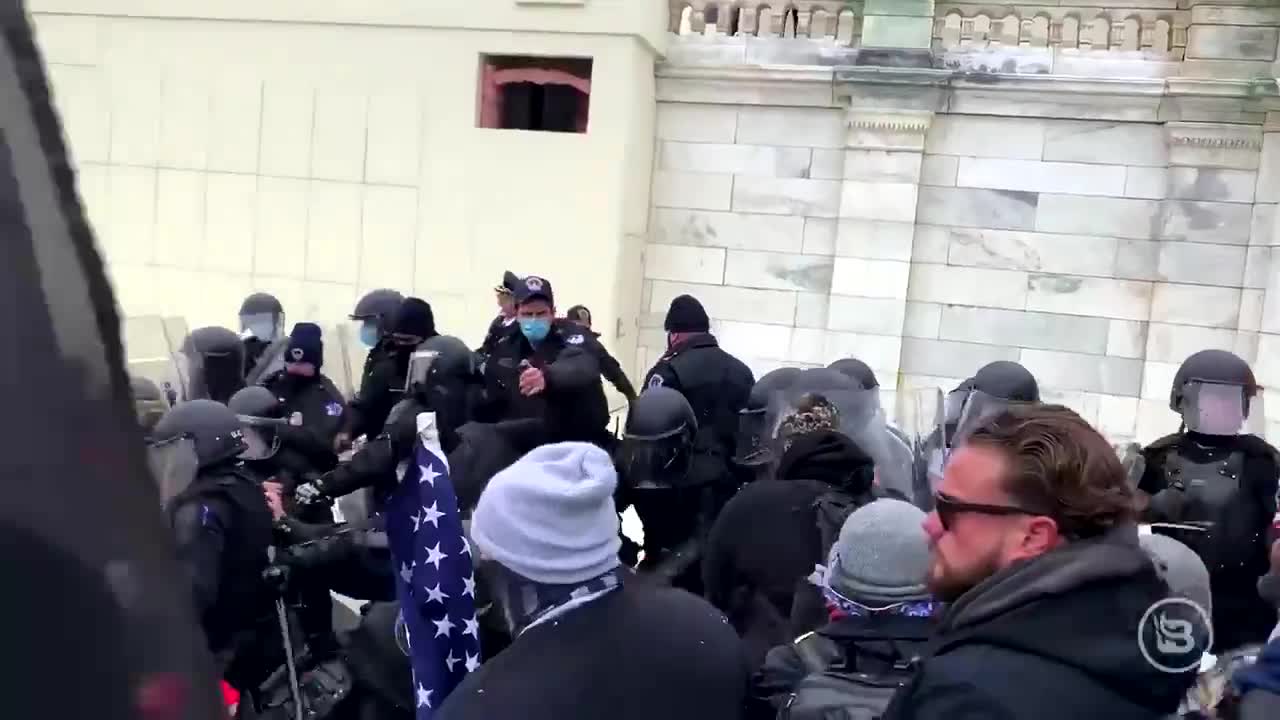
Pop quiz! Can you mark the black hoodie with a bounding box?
[882,525,1196,720]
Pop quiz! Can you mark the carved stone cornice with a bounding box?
[846,109,934,151]
[1165,122,1264,151]
[656,64,840,107]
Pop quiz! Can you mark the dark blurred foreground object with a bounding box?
[0,3,223,717]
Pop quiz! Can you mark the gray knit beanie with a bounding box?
[1140,533,1213,618]
[471,442,622,585]
[827,499,931,607]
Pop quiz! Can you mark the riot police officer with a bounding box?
[644,294,755,488]
[148,400,277,690]
[179,326,247,404]
[340,294,432,449]
[1140,349,1279,652]
[238,292,286,379]
[733,367,801,478]
[615,387,711,594]
[130,375,169,436]
[259,323,346,479]
[828,358,878,390]
[478,270,520,360]
[296,334,476,507]
[477,275,611,447]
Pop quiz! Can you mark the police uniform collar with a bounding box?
[668,332,718,355]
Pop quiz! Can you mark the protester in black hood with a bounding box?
[342,297,437,443]
[882,404,1197,720]
[702,394,880,667]
[437,442,748,720]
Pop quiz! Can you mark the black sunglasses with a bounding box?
[933,491,1041,531]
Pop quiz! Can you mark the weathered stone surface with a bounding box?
[1097,394,1141,440]
[843,150,923,184]
[836,220,916,262]
[907,263,1029,311]
[652,170,734,211]
[1185,26,1280,61]
[945,227,1117,277]
[920,155,958,187]
[311,89,367,183]
[651,209,805,253]
[938,306,1111,355]
[832,257,912,299]
[724,250,834,293]
[656,103,738,143]
[1150,282,1241,328]
[904,301,941,339]
[736,106,845,149]
[1124,167,1168,200]
[305,181,361,283]
[900,337,1020,380]
[840,181,919,223]
[824,331,903,377]
[917,187,1039,231]
[810,150,844,181]
[803,218,838,255]
[1115,240,1160,281]
[925,115,1045,160]
[1026,274,1153,322]
[795,292,829,329]
[1167,167,1257,204]
[659,142,813,178]
[1157,242,1247,287]
[1258,134,1280,203]
[1253,204,1278,247]
[1145,322,1246,364]
[1246,246,1272,289]
[733,176,842,217]
[645,243,726,284]
[827,295,908,336]
[1107,320,1149,359]
[1019,348,1144,397]
[1240,289,1264,332]
[1042,121,1167,167]
[956,158,1126,197]
[1160,200,1255,245]
[715,320,796,362]
[1035,195,1159,240]
[911,225,951,264]
[648,280,797,326]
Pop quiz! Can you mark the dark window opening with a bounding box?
[478,55,592,134]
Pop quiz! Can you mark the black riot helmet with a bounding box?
[406,334,474,396]
[972,361,1039,402]
[151,400,248,470]
[238,292,285,342]
[617,387,699,489]
[734,367,801,467]
[828,358,879,390]
[228,386,285,461]
[351,289,405,336]
[228,385,283,420]
[179,326,246,404]
[1170,349,1258,435]
[130,375,169,435]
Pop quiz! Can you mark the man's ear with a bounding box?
[1016,516,1062,559]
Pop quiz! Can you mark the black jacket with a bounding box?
[477,313,516,359]
[882,525,1196,720]
[263,371,345,473]
[477,320,609,445]
[750,613,935,720]
[345,342,412,441]
[436,581,749,720]
[448,418,549,517]
[567,323,637,402]
[644,333,754,484]
[702,431,877,666]
[1140,431,1279,651]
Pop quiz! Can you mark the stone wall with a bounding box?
[645,0,1280,444]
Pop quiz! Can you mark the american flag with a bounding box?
[385,420,480,719]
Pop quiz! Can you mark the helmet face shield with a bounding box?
[1180,381,1247,436]
[617,430,693,490]
[239,312,284,342]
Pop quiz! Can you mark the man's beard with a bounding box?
[927,547,1002,603]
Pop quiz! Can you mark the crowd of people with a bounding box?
[131,270,1280,720]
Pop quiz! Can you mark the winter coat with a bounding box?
[881,525,1196,720]
[1232,637,1280,720]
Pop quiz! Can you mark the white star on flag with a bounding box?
[432,615,455,638]
[421,464,442,486]
[464,652,481,672]
[444,650,460,672]
[463,616,479,639]
[421,502,445,528]
[424,583,448,604]
[411,510,423,533]
[417,684,432,708]
[462,575,476,598]
[460,537,472,556]
[399,562,414,584]
[424,542,447,570]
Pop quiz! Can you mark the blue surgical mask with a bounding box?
[519,318,551,344]
[359,322,380,349]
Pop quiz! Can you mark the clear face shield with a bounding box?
[616,428,694,490]
[404,349,440,394]
[239,312,284,343]
[732,409,770,467]
[951,389,1026,450]
[1180,381,1253,436]
[235,416,281,461]
[146,436,201,509]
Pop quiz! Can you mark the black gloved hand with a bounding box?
[294,475,332,506]
[262,564,291,596]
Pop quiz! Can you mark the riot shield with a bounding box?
[123,314,186,407]
[245,336,289,386]
[768,384,914,501]
[732,408,770,467]
[326,323,358,400]
[952,389,1029,449]
[147,436,201,508]
[902,387,947,509]
[1,5,224,715]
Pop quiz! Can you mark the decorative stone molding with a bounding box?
[933,5,1188,57]
[656,63,840,107]
[846,109,934,151]
[1166,122,1264,151]
[669,1,862,43]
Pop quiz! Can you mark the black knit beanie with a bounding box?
[663,294,710,334]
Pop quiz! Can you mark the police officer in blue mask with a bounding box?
[476,275,611,448]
